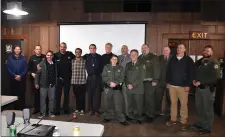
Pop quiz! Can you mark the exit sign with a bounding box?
[189,31,209,39]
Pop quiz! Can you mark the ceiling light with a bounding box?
[3,6,28,16]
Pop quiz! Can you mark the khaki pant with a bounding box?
[169,86,188,124]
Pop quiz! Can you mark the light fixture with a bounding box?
[3,3,28,16]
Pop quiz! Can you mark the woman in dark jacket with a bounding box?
[7,45,27,110]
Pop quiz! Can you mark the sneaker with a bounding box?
[38,113,46,119]
[80,110,84,115]
[49,113,55,118]
[166,120,176,126]
[75,110,79,113]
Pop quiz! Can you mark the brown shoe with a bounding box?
[166,120,176,126]
[181,124,188,131]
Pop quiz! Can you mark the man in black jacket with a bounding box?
[55,42,75,115]
[102,43,115,67]
[166,44,194,131]
[85,44,103,116]
[28,45,45,114]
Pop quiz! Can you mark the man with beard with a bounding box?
[138,44,160,123]
[190,45,220,135]
[55,42,75,115]
[7,45,27,110]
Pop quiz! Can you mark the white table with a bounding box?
[1,116,104,136]
[1,96,18,106]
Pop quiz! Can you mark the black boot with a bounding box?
[103,119,110,123]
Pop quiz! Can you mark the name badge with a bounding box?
[108,71,111,72]
[118,70,121,72]
[68,57,71,59]
[57,60,60,62]
[33,60,36,62]
[92,64,95,67]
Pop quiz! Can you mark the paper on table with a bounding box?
[190,55,196,62]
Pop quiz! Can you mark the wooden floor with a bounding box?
[32,96,225,136]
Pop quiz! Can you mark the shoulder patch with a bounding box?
[214,64,219,69]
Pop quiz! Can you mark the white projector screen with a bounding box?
[59,24,146,55]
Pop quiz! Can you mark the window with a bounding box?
[84,0,123,13]
[123,0,152,12]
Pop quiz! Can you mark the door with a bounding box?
[1,39,23,95]
[214,51,225,117]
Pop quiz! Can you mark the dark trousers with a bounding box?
[87,75,101,113]
[10,79,26,110]
[72,84,86,111]
[30,76,40,111]
[144,81,156,118]
[55,78,71,112]
[165,88,171,117]
[155,86,171,116]
[195,87,215,131]
[103,89,125,122]
[127,93,144,121]
[155,87,165,115]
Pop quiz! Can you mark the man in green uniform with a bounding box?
[102,55,128,125]
[155,46,171,120]
[190,45,220,135]
[125,49,145,124]
[138,44,160,122]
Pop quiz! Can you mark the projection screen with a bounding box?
[59,23,146,55]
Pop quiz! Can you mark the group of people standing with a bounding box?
[6,42,220,135]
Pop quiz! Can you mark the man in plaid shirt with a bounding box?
[71,48,86,115]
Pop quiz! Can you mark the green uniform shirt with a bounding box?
[138,52,160,83]
[102,64,124,85]
[195,57,220,85]
[124,61,145,94]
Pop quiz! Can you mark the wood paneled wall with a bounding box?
[2,22,59,59]
[2,20,225,59]
[2,12,225,109]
